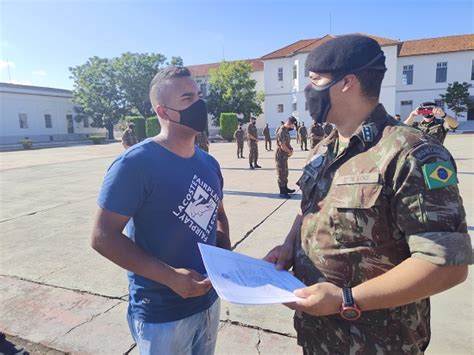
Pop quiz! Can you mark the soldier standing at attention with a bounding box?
[276,116,297,198]
[404,102,459,145]
[247,117,261,169]
[194,131,209,152]
[298,122,309,151]
[265,35,471,354]
[263,123,272,151]
[122,122,138,149]
[233,125,245,159]
[309,121,324,149]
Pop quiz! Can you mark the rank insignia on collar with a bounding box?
[362,126,373,142]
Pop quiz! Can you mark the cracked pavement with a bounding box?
[0,137,472,354]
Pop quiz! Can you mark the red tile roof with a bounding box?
[261,33,400,60]
[399,34,474,57]
[187,58,263,77]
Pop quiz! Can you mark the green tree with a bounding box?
[220,113,238,142]
[440,81,472,119]
[114,52,167,117]
[167,56,184,66]
[70,57,129,139]
[207,61,264,126]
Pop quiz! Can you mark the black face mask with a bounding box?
[304,53,387,124]
[304,78,342,124]
[423,114,434,119]
[165,99,208,132]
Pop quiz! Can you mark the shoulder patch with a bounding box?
[422,161,458,190]
[411,143,450,162]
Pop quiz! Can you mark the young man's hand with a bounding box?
[168,268,212,298]
[263,242,294,270]
[432,107,445,118]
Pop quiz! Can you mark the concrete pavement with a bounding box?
[0,134,473,354]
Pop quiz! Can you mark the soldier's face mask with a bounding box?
[164,99,208,132]
[305,53,386,124]
[304,76,344,124]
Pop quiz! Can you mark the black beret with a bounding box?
[305,34,386,74]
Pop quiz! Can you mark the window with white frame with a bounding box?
[471,60,474,81]
[292,102,297,111]
[305,67,309,77]
[44,114,52,128]
[277,104,284,113]
[305,102,308,111]
[293,65,297,80]
[402,65,413,85]
[83,116,90,128]
[278,68,283,81]
[19,113,28,129]
[436,62,447,83]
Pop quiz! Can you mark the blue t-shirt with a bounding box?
[97,139,223,323]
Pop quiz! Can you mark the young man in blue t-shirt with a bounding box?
[91,66,231,355]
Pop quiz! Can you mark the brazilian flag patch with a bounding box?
[422,161,458,190]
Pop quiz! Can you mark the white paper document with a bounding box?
[198,243,305,305]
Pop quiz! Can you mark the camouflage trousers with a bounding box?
[300,136,308,150]
[275,148,289,186]
[248,141,258,165]
[236,141,244,157]
[265,137,272,151]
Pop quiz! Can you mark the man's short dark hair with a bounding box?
[149,66,191,111]
[353,69,385,100]
[287,116,297,125]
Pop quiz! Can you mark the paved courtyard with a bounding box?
[0,134,473,354]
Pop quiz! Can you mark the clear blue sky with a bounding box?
[0,0,472,89]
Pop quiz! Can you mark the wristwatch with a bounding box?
[340,288,361,321]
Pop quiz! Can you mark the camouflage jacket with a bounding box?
[247,123,258,142]
[122,128,138,147]
[194,132,209,152]
[298,126,308,138]
[234,129,245,143]
[263,126,271,138]
[310,123,325,139]
[276,126,292,152]
[294,104,472,354]
[413,118,448,145]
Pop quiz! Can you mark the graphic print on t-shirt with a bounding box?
[172,174,220,242]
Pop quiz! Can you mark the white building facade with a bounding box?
[261,34,474,132]
[0,83,104,145]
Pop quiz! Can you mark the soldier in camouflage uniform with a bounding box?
[298,122,309,151]
[263,123,273,151]
[276,116,298,198]
[265,35,471,355]
[233,125,245,158]
[322,122,333,138]
[194,131,209,152]
[310,122,324,149]
[404,103,459,145]
[122,122,138,149]
[247,117,261,169]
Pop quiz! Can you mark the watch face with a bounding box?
[341,307,361,320]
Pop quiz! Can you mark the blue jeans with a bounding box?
[127,299,220,355]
